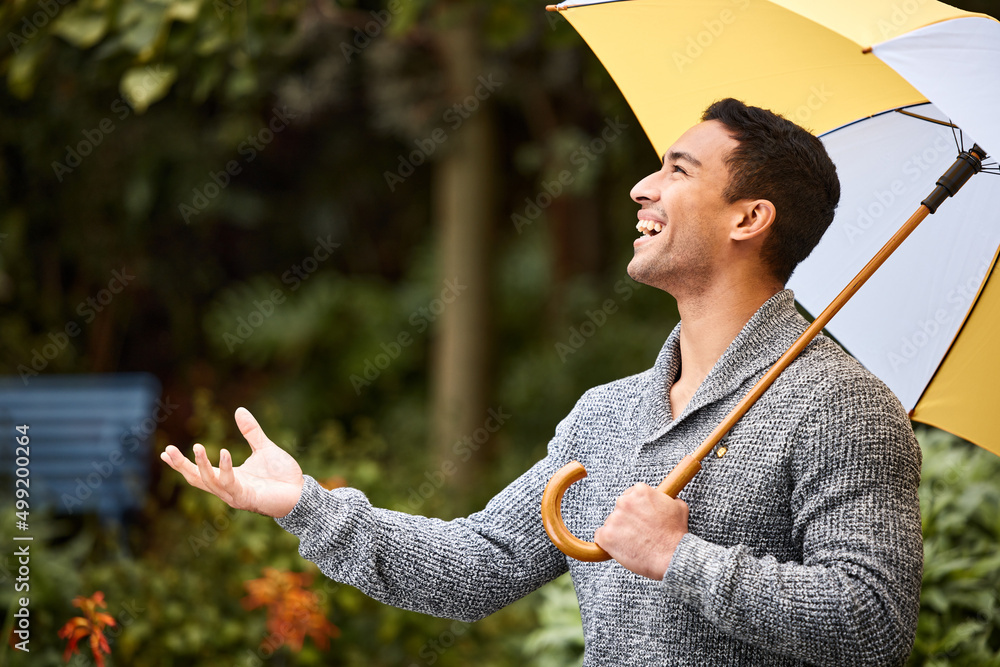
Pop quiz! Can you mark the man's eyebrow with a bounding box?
[663,151,703,169]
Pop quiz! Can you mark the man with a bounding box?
[161,98,923,666]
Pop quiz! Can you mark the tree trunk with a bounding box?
[429,20,495,493]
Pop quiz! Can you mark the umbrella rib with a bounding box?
[893,110,995,162]
[894,108,959,130]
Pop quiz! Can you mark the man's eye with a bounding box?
[672,165,687,174]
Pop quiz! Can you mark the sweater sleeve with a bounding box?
[660,376,923,667]
[273,408,578,623]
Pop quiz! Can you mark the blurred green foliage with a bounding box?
[910,428,1000,666]
[1,0,998,664]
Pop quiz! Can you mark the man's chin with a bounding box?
[626,259,662,291]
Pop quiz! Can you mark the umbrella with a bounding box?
[539,0,1000,561]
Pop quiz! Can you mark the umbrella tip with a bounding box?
[861,46,873,54]
[545,4,561,11]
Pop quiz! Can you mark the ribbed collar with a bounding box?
[637,289,811,446]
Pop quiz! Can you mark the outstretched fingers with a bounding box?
[161,444,248,510]
[160,445,209,492]
[193,443,234,504]
[217,448,242,500]
[235,407,269,452]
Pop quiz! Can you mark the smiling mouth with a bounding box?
[636,220,663,237]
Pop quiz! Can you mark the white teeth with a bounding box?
[635,220,662,236]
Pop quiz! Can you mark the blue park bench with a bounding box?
[0,373,162,527]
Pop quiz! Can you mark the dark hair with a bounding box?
[701,98,840,284]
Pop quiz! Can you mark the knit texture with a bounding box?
[276,290,923,666]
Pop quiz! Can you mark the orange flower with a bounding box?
[242,568,339,652]
[57,591,116,667]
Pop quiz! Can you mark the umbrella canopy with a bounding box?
[790,103,1000,455]
[548,0,1000,453]
[550,0,1000,157]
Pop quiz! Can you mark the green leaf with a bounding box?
[5,38,47,99]
[117,1,168,55]
[120,63,177,113]
[166,0,203,22]
[924,587,951,614]
[51,7,108,48]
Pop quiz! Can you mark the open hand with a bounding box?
[160,407,304,518]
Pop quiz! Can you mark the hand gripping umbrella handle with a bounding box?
[541,455,702,561]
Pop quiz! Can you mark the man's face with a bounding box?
[627,120,742,295]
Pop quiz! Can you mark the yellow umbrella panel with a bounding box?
[550,0,981,157]
[913,249,1000,456]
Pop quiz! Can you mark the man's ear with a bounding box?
[731,199,776,242]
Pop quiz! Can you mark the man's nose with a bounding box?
[630,171,660,204]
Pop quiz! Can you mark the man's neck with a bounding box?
[669,280,783,418]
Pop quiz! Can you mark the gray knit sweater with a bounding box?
[276,290,923,666]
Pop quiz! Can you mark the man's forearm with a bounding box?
[661,529,922,667]
[276,464,569,622]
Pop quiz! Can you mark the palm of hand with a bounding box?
[160,407,305,518]
[229,444,304,516]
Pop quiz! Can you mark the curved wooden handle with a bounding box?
[541,456,703,562]
[541,461,611,562]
